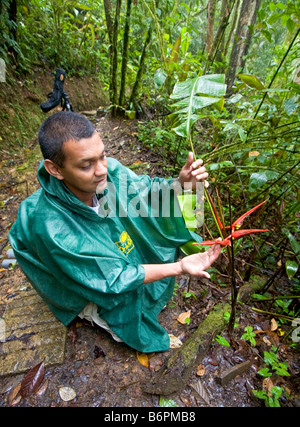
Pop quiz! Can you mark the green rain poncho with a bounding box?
[9,157,201,352]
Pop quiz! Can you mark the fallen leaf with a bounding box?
[177,310,191,325]
[263,336,272,346]
[262,377,274,397]
[59,386,76,402]
[136,351,149,368]
[67,324,78,345]
[270,318,278,332]
[169,334,183,348]
[190,379,210,406]
[196,364,206,377]
[20,361,45,398]
[9,383,21,406]
[255,330,266,335]
[35,379,49,397]
[249,150,260,157]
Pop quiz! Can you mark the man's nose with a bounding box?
[95,160,107,176]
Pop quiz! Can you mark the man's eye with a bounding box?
[81,164,92,170]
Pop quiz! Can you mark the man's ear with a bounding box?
[44,159,65,181]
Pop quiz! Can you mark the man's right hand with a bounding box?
[142,241,222,284]
[179,242,222,279]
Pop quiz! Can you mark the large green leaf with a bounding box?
[169,74,226,138]
[249,170,279,192]
[285,260,298,279]
[238,73,265,91]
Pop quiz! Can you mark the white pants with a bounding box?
[78,302,123,343]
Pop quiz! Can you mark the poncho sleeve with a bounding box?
[9,190,146,325]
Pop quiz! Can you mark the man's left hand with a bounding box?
[178,152,209,191]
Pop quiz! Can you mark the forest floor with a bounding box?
[0,113,299,408]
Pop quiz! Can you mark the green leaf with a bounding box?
[171,74,226,99]
[170,74,226,138]
[283,229,300,260]
[258,367,272,377]
[286,18,295,33]
[75,3,92,10]
[284,97,299,116]
[216,335,230,347]
[249,171,279,192]
[238,74,265,91]
[179,240,204,255]
[264,351,278,366]
[177,193,198,230]
[285,260,298,279]
[206,161,234,171]
[270,386,283,400]
[262,30,272,43]
[252,389,267,400]
[154,68,168,89]
[88,23,95,47]
[275,364,290,377]
[281,14,289,27]
[269,2,276,12]
[159,396,178,407]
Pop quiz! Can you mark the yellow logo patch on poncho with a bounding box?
[114,231,134,256]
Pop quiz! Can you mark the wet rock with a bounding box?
[1,259,17,269]
[0,281,67,376]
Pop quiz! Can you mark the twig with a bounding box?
[261,265,284,294]
[252,295,300,302]
[227,185,238,348]
[249,307,295,322]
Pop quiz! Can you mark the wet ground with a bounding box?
[0,114,299,407]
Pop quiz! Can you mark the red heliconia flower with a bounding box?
[193,199,268,247]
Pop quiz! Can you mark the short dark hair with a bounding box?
[38,111,95,167]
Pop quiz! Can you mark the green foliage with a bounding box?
[241,326,257,346]
[159,396,178,407]
[215,334,230,347]
[252,386,284,407]
[169,74,227,138]
[258,351,290,378]
[253,350,290,407]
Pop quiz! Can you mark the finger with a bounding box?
[207,243,222,261]
[194,172,209,181]
[199,271,211,279]
[185,152,194,168]
[191,158,204,170]
[191,166,206,176]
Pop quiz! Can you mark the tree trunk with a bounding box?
[128,27,152,109]
[224,0,240,59]
[8,0,18,63]
[119,0,133,108]
[226,0,261,94]
[207,0,236,70]
[205,0,217,57]
[110,0,122,117]
[103,0,114,46]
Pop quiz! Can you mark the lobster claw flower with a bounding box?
[192,199,268,247]
[231,200,268,230]
[194,239,231,247]
[230,229,269,239]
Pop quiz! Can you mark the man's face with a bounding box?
[56,131,108,204]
